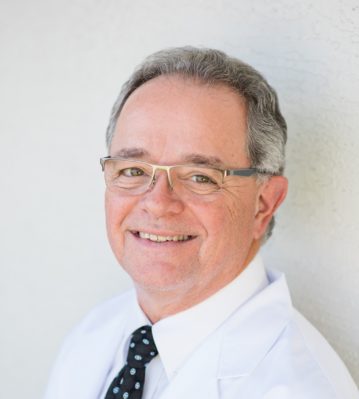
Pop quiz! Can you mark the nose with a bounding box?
[141,170,184,218]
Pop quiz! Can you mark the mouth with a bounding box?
[131,231,195,243]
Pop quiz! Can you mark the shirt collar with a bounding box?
[121,293,151,354]
[150,253,268,379]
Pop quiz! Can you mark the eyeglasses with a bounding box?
[100,156,262,196]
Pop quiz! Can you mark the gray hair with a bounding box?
[106,46,287,241]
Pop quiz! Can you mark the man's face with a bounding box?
[105,76,284,305]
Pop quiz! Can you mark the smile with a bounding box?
[134,231,194,243]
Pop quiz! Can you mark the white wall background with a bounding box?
[1,0,358,397]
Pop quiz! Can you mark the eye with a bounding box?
[190,174,217,184]
[120,167,145,177]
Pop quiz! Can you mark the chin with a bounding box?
[125,264,194,293]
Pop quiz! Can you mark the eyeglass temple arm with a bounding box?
[225,168,258,177]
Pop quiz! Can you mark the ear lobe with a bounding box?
[254,176,288,239]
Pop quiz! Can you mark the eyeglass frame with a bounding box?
[100,156,269,193]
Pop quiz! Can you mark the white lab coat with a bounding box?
[44,270,358,399]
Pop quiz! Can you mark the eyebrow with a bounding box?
[112,148,150,158]
[111,148,224,168]
[182,153,224,168]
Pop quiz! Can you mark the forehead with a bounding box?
[111,76,249,166]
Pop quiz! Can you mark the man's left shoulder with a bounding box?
[219,269,358,398]
[265,270,358,398]
[283,309,358,397]
[245,294,358,398]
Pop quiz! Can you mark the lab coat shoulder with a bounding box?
[56,290,133,356]
[289,309,358,398]
[217,270,358,399]
[44,290,135,399]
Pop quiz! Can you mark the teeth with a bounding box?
[138,232,190,242]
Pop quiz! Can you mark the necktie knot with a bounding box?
[127,325,158,367]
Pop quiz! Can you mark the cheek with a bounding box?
[105,189,132,216]
[105,191,134,243]
[105,192,120,231]
[191,198,240,245]
[209,191,258,242]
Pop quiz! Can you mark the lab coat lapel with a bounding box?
[218,273,292,380]
[160,271,292,399]
[159,331,222,399]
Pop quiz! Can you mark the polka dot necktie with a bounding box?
[104,325,158,399]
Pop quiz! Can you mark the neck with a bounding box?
[136,239,260,323]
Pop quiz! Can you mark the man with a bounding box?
[44,47,358,398]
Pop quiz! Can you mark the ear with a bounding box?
[253,176,288,240]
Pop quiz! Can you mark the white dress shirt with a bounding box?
[100,254,268,399]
